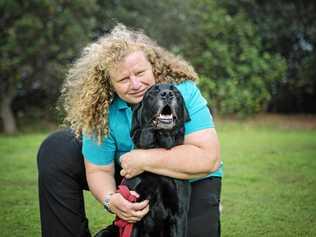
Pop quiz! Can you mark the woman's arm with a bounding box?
[84,160,116,203]
[84,160,149,223]
[120,128,221,180]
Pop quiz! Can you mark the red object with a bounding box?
[114,185,138,237]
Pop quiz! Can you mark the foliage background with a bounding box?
[1,1,316,236]
[1,0,316,133]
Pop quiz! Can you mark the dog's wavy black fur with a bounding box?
[122,83,191,237]
[95,83,191,237]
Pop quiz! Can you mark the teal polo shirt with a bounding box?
[82,80,223,179]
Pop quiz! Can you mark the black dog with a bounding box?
[95,83,191,237]
[123,83,191,237]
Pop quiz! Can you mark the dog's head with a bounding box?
[131,83,190,149]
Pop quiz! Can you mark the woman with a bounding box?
[37,24,223,237]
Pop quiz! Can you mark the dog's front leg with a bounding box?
[169,215,188,237]
[171,181,191,237]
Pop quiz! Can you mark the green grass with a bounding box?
[0,116,315,236]
[217,117,316,237]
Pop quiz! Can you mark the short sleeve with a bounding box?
[176,80,214,135]
[82,130,116,166]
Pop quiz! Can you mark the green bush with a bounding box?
[182,0,287,116]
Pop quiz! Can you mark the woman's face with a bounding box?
[110,51,156,104]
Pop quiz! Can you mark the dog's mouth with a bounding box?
[153,104,176,129]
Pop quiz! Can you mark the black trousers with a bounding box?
[37,129,221,237]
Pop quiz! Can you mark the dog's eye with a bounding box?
[154,86,160,93]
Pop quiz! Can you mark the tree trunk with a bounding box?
[1,93,17,134]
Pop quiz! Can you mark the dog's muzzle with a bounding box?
[153,89,178,130]
[154,104,176,129]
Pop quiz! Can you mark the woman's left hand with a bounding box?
[120,149,147,178]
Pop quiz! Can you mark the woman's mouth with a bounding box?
[129,89,147,97]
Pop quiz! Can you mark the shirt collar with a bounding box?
[113,96,130,110]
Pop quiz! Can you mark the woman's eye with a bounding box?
[119,77,129,83]
[136,71,145,76]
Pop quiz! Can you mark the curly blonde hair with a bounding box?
[60,24,198,143]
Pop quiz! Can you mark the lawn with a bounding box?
[0,115,315,236]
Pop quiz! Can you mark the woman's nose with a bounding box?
[130,76,141,89]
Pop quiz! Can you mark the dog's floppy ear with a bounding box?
[131,103,143,139]
[131,102,157,148]
[182,103,190,123]
[173,86,190,124]
[177,90,190,124]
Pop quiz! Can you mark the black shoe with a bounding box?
[94,224,119,237]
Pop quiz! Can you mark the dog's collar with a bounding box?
[121,177,142,189]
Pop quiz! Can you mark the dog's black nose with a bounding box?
[160,90,174,101]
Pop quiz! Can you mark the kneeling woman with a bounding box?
[37,24,223,237]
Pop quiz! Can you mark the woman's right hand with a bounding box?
[109,192,149,223]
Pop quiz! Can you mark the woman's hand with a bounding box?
[109,192,149,223]
[120,149,148,178]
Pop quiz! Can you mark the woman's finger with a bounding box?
[120,169,126,176]
[131,199,149,211]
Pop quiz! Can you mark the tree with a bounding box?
[178,0,287,116]
[0,0,97,133]
[94,0,193,50]
[94,0,287,116]
[220,0,316,113]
